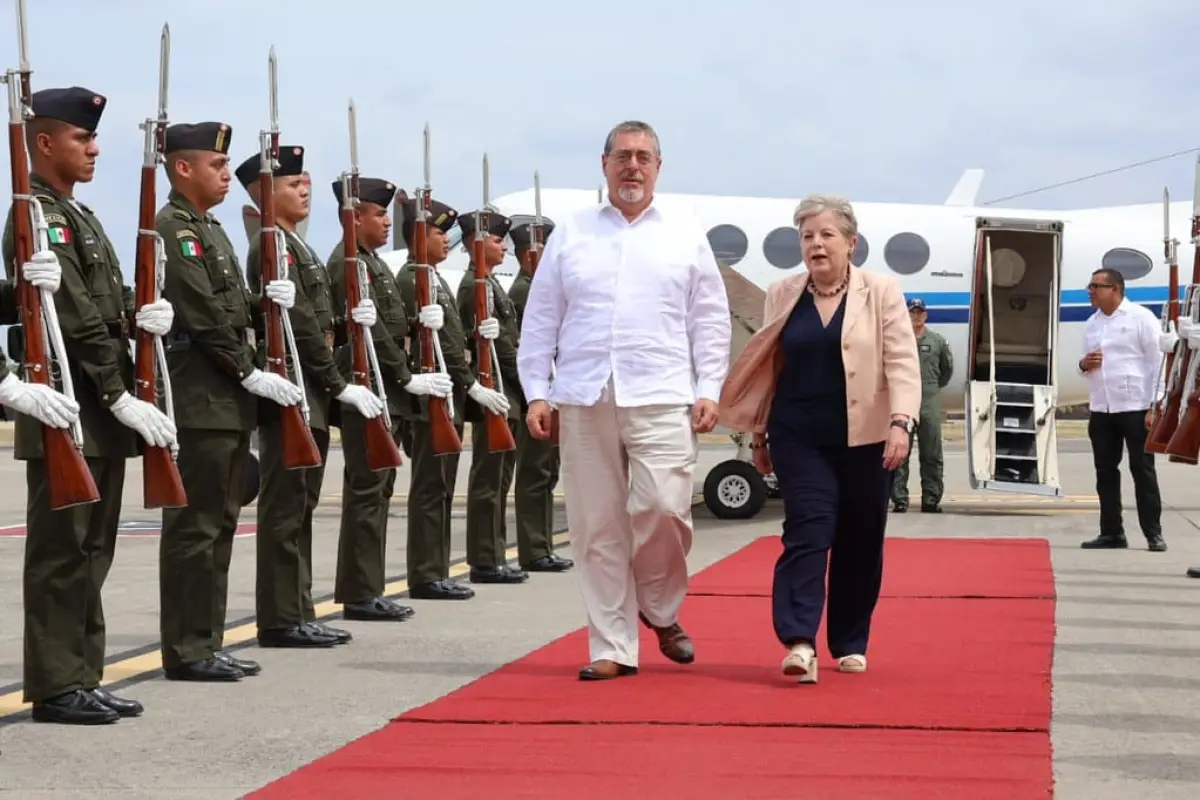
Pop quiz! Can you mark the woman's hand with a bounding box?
[882,423,910,470]
[752,438,773,475]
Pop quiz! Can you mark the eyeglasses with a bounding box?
[1086,282,1114,291]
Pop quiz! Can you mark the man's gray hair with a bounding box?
[793,193,858,239]
[603,120,661,157]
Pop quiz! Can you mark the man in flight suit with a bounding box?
[394,197,510,600]
[2,86,179,724]
[156,121,304,682]
[326,176,452,619]
[507,221,573,573]
[456,210,528,584]
[235,146,385,647]
[891,297,953,513]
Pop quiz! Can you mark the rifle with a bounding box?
[1164,156,1200,464]
[133,23,186,508]
[257,46,320,470]
[518,170,558,446]
[471,153,515,453]
[338,99,402,471]
[413,122,461,455]
[3,0,98,509]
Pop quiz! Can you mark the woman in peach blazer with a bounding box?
[718,194,920,684]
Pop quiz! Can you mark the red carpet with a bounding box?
[249,537,1056,799]
[687,536,1056,599]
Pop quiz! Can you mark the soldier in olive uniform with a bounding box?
[394,197,510,600]
[156,121,305,682]
[892,298,954,513]
[507,221,573,573]
[326,177,453,618]
[234,148,385,646]
[455,211,528,584]
[2,87,179,724]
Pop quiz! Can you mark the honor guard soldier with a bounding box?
[156,121,304,682]
[891,298,953,513]
[455,210,528,584]
[326,177,451,620]
[235,147,384,646]
[2,86,178,724]
[395,197,510,600]
[507,221,573,573]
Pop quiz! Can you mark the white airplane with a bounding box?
[351,168,1187,519]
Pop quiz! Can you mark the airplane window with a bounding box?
[707,224,749,265]
[883,232,930,275]
[852,234,869,267]
[1100,247,1153,281]
[763,226,803,269]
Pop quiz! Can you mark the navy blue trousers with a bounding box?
[769,439,892,657]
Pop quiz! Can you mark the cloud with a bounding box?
[0,0,1198,280]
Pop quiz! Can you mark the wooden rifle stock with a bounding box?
[413,190,462,455]
[1163,181,1200,464]
[5,58,99,510]
[133,24,187,508]
[472,214,515,454]
[340,170,402,471]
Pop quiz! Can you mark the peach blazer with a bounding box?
[718,267,921,446]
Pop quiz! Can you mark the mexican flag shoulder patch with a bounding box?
[180,238,203,258]
[47,226,71,245]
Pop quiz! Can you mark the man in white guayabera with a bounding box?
[517,120,731,681]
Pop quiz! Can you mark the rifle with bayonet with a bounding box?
[257,46,320,469]
[1163,155,1200,464]
[338,99,402,471]
[518,170,558,446]
[413,123,461,455]
[3,0,99,509]
[471,154,516,454]
[133,22,186,508]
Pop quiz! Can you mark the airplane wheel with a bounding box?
[241,451,261,507]
[703,459,767,520]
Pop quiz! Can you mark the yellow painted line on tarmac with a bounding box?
[0,493,703,718]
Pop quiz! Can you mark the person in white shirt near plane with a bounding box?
[517,120,732,681]
[1078,267,1175,552]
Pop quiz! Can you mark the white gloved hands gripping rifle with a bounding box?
[22,250,62,292]
[0,372,79,429]
[135,298,174,337]
[241,369,303,406]
[110,392,177,449]
[350,298,376,327]
[265,279,295,310]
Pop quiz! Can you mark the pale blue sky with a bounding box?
[2,0,1199,276]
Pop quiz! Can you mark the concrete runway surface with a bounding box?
[0,434,1198,798]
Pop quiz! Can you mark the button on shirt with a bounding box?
[516,199,731,407]
[1082,297,1163,413]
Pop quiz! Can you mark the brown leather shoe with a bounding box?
[639,612,695,664]
[578,659,638,680]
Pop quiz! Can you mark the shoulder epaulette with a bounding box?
[34,193,56,205]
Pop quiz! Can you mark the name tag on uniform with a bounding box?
[920,343,932,352]
[324,330,334,350]
[246,330,256,348]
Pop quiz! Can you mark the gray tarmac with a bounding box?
[0,435,1198,798]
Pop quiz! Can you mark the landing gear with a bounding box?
[702,459,770,519]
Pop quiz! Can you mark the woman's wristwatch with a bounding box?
[889,418,914,434]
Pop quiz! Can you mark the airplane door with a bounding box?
[965,219,1064,498]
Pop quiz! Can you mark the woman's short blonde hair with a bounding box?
[792,194,858,240]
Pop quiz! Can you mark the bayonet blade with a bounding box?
[534,170,542,224]
[16,0,30,73]
[482,152,490,208]
[422,122,431,190]
[348,98,358,172]
[267,46,278,133]
[1164,187,1170,239]
[157,23,170,120]
[1193,154,1200,219]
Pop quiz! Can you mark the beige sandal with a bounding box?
[782,643,818,684]
[837,654,866,673]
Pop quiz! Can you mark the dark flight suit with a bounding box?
[508,269,571,571]
[326,237,418,620]
[395,258,476,600]
[2,174,139,722]
[456,266,526,583]
[245,225,348,647]
[157,187,261,681]
[892,328,953,511]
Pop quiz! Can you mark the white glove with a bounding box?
[265,279,295,310]
[0,372,78,428]
[1158,321,1179,354]
[468,380,510,415]
[22,250,61,292]
[110,391,177,449]
[241,369,303,406]
[350,298,376,327]
[477,317,500,340]
[418,304,443,331]
[405,372,453,398]
[1179,319,1195,341]
[336,384,384,418]
[135,299,174,337]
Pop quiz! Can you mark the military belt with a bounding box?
[104,320,129,340]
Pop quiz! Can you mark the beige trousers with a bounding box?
[559,387,698,667]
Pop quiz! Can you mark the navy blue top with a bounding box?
[767,290,848,447]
